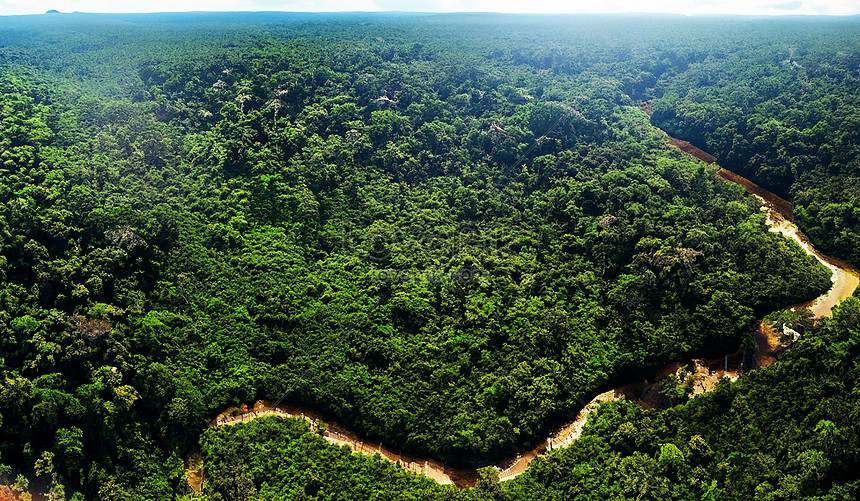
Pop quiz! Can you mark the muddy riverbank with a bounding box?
[195,131,859,491]
[205,357,745,489]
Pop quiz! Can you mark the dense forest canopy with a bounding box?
[0,11,856,500]
[199,297,860,501]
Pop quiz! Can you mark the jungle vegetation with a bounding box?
[0,11,856,500]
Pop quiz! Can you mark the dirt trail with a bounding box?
[198,128,859,490]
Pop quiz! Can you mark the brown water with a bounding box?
[757,201,860,317]
[713,163,859,318]
[209,367,738,487]
[211,393,625,487]
[213,401,466,486]
[200,131,859,489]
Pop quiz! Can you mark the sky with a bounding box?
[1,0,859,17]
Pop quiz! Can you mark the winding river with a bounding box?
[757,199,859,318]
[202,136,860,490]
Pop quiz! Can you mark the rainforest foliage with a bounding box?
[0,11,854,500]
[199,296,860,501]
[639,17,860,267]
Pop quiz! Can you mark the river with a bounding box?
[758,202,859,318]
[200,134,860,490]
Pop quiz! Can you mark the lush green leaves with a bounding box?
[0,12,850,500]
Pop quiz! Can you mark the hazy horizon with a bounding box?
[2,0,859,18]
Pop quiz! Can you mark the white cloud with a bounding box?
[1,0,859,17]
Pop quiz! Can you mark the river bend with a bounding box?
[201,137,860,489]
